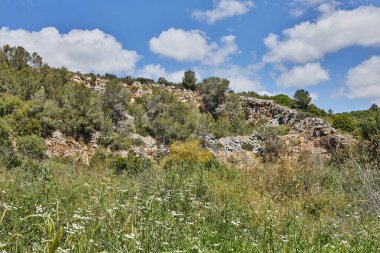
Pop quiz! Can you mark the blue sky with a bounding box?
[1,0,380,112]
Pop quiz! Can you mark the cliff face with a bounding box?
[47,77,352,164]
[206,97,351,159]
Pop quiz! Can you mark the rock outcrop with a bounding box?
[45,130,96,164]
[65,76,353,162]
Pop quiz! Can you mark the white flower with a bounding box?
[125,233,136,239]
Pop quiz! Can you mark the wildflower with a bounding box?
[125,233,136,239]
[231,220,240,226]
[57,247,71,253]
[171,211,183,217]
[0,242,6,248]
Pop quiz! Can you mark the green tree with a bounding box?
[182,70,197,90]
[214,94,250,137]
[61,83,103,141]
[102,80,130,125]
[201,77,230,118]
[294,89,312,109]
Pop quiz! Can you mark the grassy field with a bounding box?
[1,154,380,253]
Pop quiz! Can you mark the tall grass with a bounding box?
[0,155,379,252]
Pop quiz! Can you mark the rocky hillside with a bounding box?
[44,75,352,164]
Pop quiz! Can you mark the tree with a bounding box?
[102,80,130,125]
[61,83,103,141]
[328,109,334,115]
[182,70,197,90]
[157,77,172,86]
[214,93,250,137]
[201,77,230,118]
[370,104,379,111]
[294,89,312,109]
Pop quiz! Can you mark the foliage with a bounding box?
[1,152,380,252]
[213,93,251,137]
[257,126,286,162]
[102,79,130,125]
[271,94,295,107]
[60,83,104,141]
[307,103,327,117]
[166,140,213,165]
[111,153,152,175]
[17,134,46,159]
[201,77,230,117]
[333,114,356,132]
[182,70,197,91]
[294,89,312,109]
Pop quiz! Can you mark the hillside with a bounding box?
[1,46,380,252]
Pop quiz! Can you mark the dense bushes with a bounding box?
[17,135,46,159]
[332,114,355,132]
[165,140,213,165]
[111,153,152,175]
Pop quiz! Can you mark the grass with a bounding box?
[0,156,380,252]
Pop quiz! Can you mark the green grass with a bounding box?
[0,157,380,252]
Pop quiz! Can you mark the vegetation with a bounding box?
[1,149,380,252]
[294,89,312,109]
[1,45,380,252]
[182,70,197,91]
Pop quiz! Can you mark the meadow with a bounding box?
[1,152,380,253]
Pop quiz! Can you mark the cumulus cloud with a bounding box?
[277,62,329,88]
[346,55,380,103]
[263,6,380,64]
[192,0,254,24]
[289,0,339,17]
[0,27,140,74]
[197,64,264,93]
[149,28,238,65]
[136,64,191,83]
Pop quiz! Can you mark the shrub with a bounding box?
[201,77,229,117]
[111,153,152,175]
[165,140,213,165]
[257,126,286,162]
[271,94,294,107]
[333,114,355,132]
[102,79,130,125]
[241,143,254,151]
[90,147,110,169]
[307,104,327,117]
[17,134,46,159]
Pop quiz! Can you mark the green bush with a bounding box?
[257,126,286,162]
[333,114,355,132]
[17,134,46,159]
[201,77,229,117]
[111,153,152,175]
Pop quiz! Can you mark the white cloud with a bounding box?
[310,92,319,102]
[277,62,329,88]
[289,0,339,17]
[346,55,380,102]
[0,27,139,74]
[136,64,192,83]
[192,0,254,24]
[197,64,264,93]
[263,6,380,64]
[149,28,238,65]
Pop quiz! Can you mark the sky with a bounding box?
[0,0,380,112]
